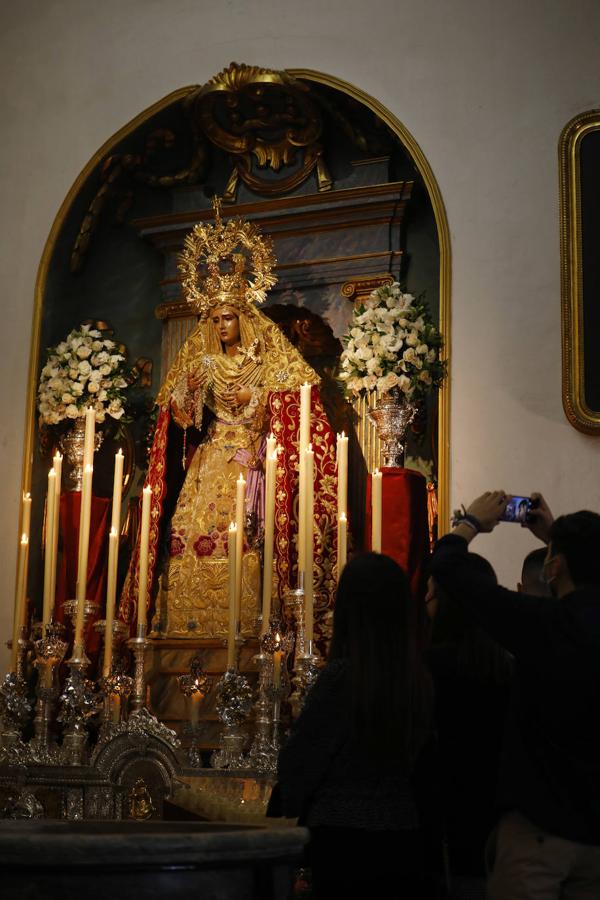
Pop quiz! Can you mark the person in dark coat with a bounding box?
[426,554,513,899]
[275,552,435,899]
[430,491,600,900]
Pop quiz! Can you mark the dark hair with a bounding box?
[521,547,550,596]
[330,553,432,765]
[549,511,600,587]
[430,553,513,684]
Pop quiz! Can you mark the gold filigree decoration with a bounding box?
[178,197,277,318]
[194,62,331,198]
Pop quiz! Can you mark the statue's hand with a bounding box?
[187,369,207,392]
[223,385,252,409]
[171,401,193,429]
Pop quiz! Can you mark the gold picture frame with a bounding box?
[560,109,600,433]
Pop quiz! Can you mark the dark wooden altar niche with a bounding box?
[29,63,441,674]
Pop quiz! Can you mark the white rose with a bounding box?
[417,344,429,355]
[71,382,84,396]
[388,339,404,353]
[46,411,61,425]
[103,339,115,350]
[61,392,74,404]
[70,336,84,350]
[99,364,112,376]
[97,389,108,402]
[88,382,99,393]
[77,345,92,359]
[427,349,437,363]
[418,370,432,385]
[403,348,417,364]
[405,333,419,347]
[65,404,79,418]
[110,354,124,366]
[366,357,379,374]
[363,375,377,391]
[68,368,79,380]
[78,360,91,375]
[93,351,110,365]
[356,346,373,361]
[108,400,124,419]
[398,375,412,394]
[89,370,102,383]
[91,341,103,352]
[95,409,106,424]
[381,372,400,392]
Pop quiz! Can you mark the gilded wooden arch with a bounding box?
[20,67,451,546]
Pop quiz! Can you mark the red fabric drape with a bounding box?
[55,492,111,652]
[365,467,430,600]
[269,386,338,637]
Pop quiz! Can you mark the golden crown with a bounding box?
[178,197,277,318]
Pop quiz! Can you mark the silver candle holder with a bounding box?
[211,664,253,771]
[29,624,68,765]
[58,647,100,766]
[247,619,293,773]
[177,655,209,768]
[127,625,149,714]
[284,585,321,718]
[62,597,101,635]
[0,666,32,766]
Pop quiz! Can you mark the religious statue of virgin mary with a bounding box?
[119,200,338,641]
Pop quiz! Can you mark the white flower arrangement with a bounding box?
[38,324,130,426]
[339,283,446,399]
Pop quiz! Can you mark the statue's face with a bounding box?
[211,306,240,347]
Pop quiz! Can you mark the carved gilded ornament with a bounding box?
[195,62,331,198]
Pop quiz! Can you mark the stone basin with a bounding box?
[0,819,308,900]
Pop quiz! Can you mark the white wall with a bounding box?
[1,0,599,667]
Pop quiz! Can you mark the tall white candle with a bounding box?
[304,444,315,642]
[337,512,348,582]
[21,492,32,542]
[273,640,283,690]
[261,441,278,636]
[48,453,62,625]
[336,432,348,518]
[227,522,237,669]
[74,463,93,650]
[235,473,246,624]
[42,469,56,628]
[111,449,124,535]
[11,534,29,672]
[137,485,152,635]
[83,406,96,470]
[103,527,119,678]
[300,383,311,456]
[298,383,311,578]
[372,468,383,553]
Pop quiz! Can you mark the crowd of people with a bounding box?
[269,492,600,899]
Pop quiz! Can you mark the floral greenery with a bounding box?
[339,283,446,400]
[38,324,131,426]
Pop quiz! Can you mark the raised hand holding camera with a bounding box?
[465,491,509,532]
